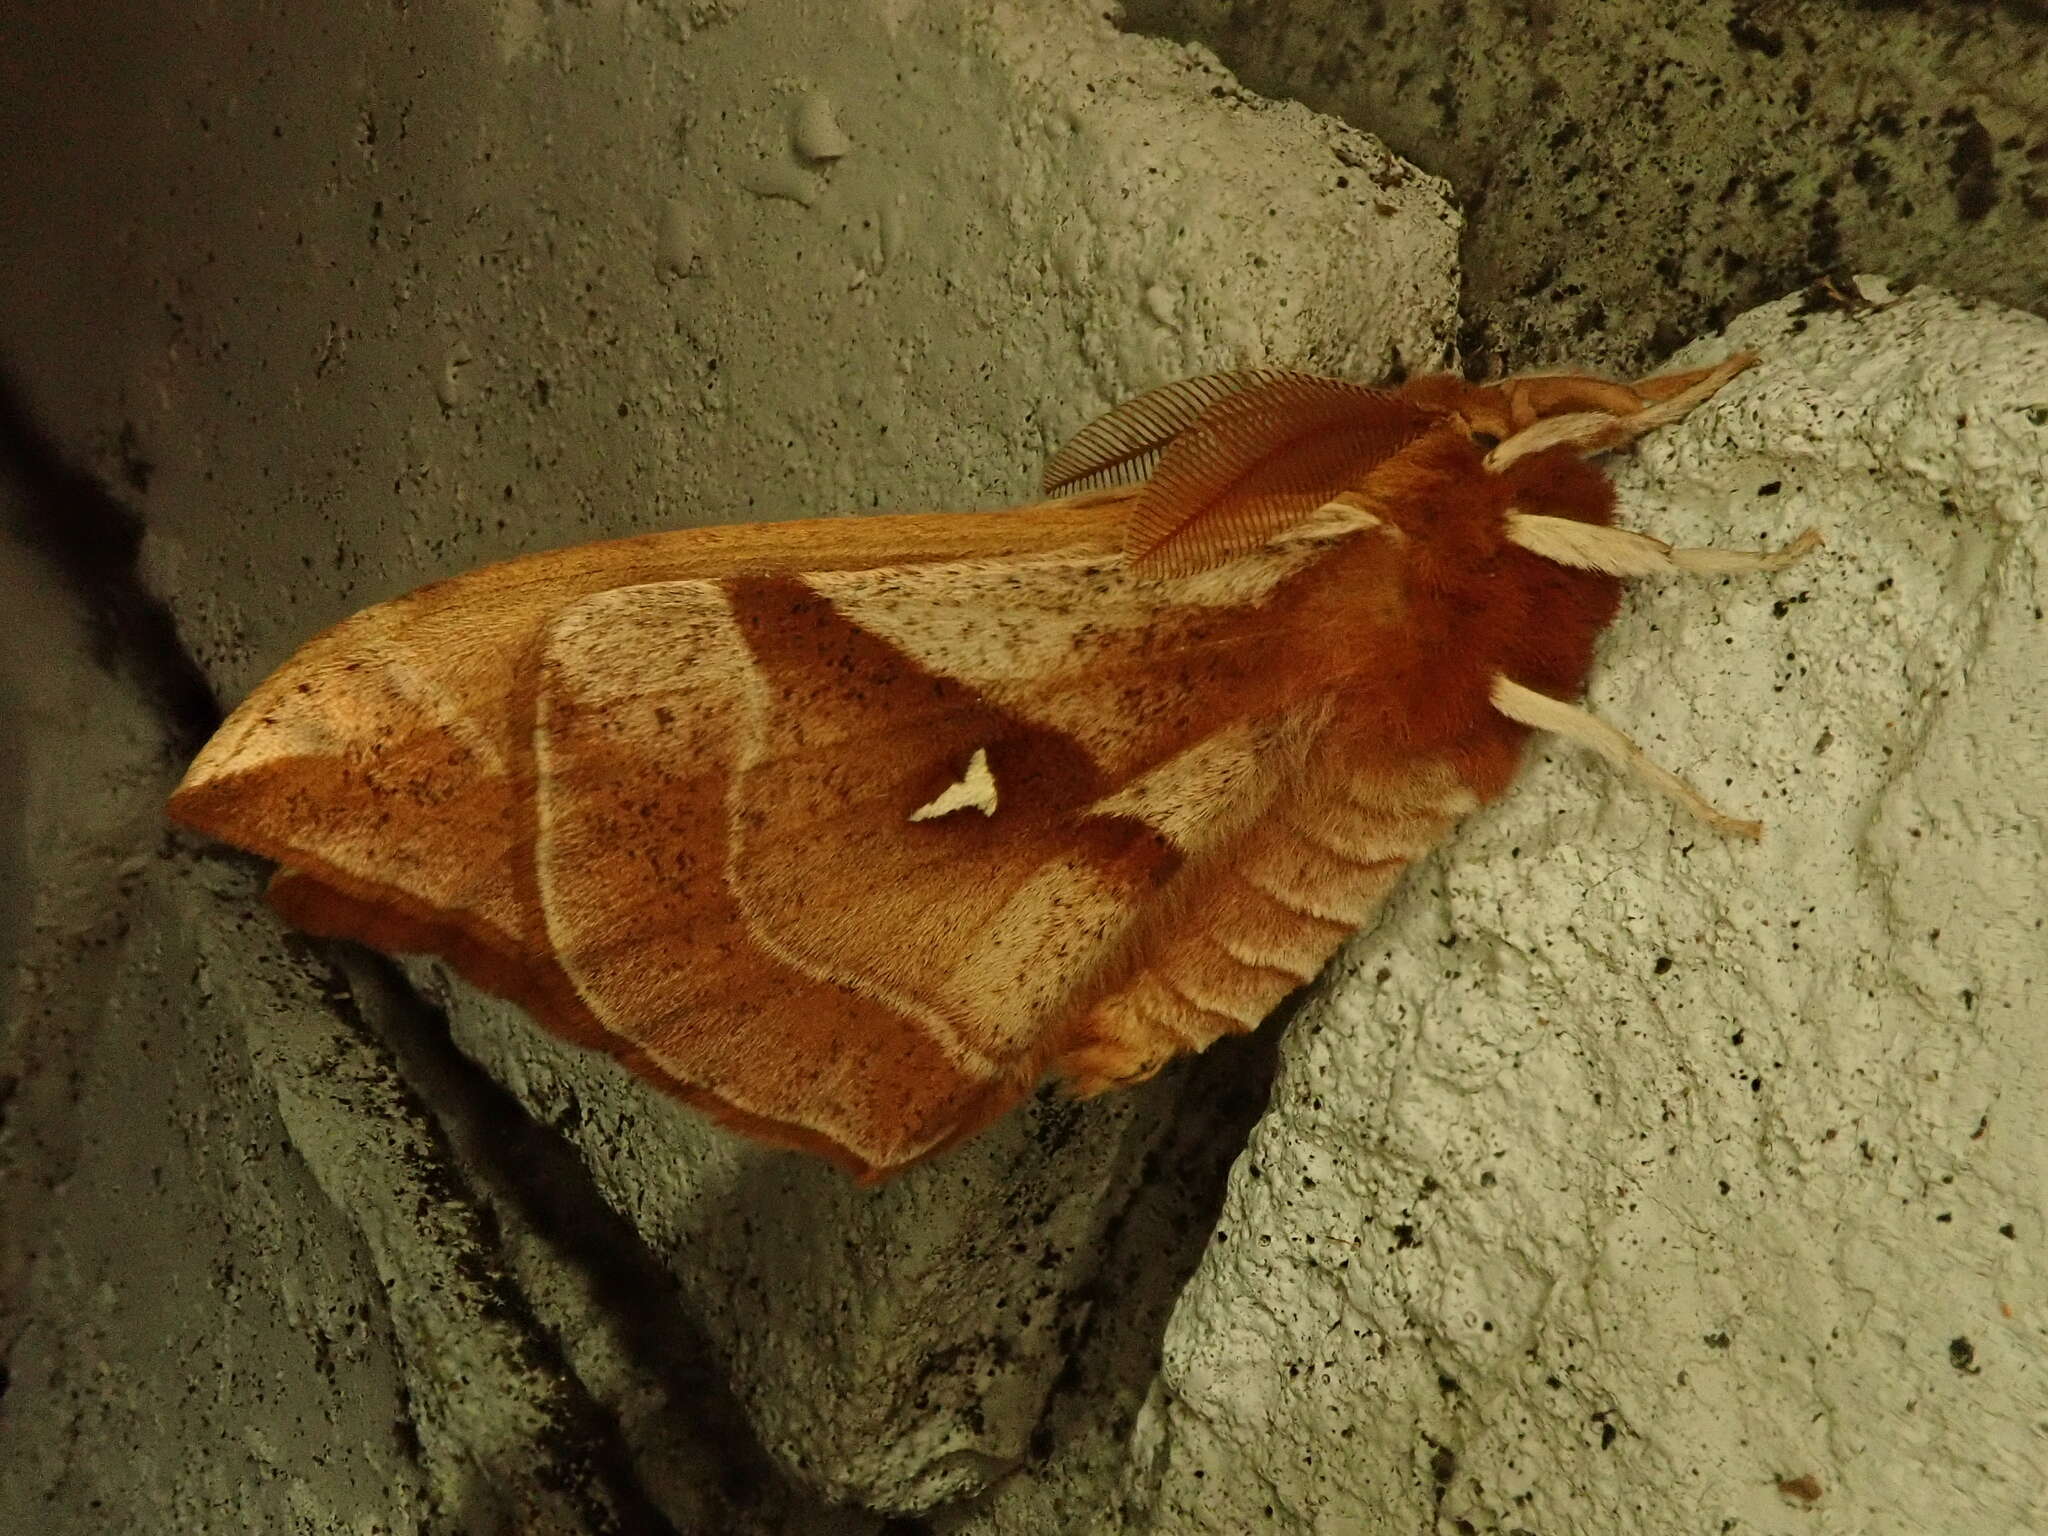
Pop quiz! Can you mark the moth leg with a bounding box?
[1489,675,1764,839]
[1057,1039,1174,1098]
[1486,350,1758,470]
[1504,516,1824,577]
[1625,354,1763,405]
[1053,981,1242,1098]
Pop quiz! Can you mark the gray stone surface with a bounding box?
[2,0,1456,1526]
[11,0,2041,1528]
[1,523,439,1530]
[1122,0,2048,370]
[1,486,821,1530]
[1125,283,2048,1534]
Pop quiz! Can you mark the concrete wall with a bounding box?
[4,1,2040,1531]
[1116,283,2048,1535]
[1124,0,2048,369]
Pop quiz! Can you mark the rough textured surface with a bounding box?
[1128,283,2048,1534]
[0,0,1455,1525]
[6,0,1455,708]
[1122,0,2048,372]
[10,0,2042,1529]
[0,520,437,1530]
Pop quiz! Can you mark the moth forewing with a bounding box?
[170,351,1813,1179]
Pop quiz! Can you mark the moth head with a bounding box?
[1484,350,1762,472]
[1390,371,1515,449]
[1396,352,1766,477]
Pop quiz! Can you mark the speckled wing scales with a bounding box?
[167,498,1146,968]
[164,495,1145,1134]
[165,370,1513,1180]
[525,519,1374,1177]
[1062,721,1485,1093]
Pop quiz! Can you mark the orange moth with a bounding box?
[169,354,1819,1182]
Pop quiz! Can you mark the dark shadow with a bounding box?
[0,371,220,756]
[335,947,874,1535]
[929,995,1290,1528]
[1119,1,2048,371]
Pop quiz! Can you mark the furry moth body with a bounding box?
[169,354,1817,1181]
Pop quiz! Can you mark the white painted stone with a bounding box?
[1130,286,2048,1535]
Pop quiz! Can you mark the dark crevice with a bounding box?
[0,371,221,757]
[338,927,1280,1536]
[933,1001,1286,1530]
[319,806,1291,1531]
[331,946,867,1536]
[211,906,684,1536]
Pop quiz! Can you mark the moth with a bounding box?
[169,354,1818,1181]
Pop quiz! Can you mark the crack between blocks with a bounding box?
[932,999,1288,1532]
[333,946,853,1536]
[0,374,221,759]
[263,941,687,1536]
